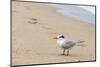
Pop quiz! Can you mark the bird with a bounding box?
[53,34,85,56]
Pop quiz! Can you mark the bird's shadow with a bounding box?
[58,53,79,57]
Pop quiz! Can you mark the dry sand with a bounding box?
[12,1,95,65]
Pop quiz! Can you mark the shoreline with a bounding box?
[45,4,95,26]
[47,4,95,24]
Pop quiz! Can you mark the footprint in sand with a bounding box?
[28,17,38,24]
[28,18,59,36]
[28,21,38,24]
[30,18,38,21]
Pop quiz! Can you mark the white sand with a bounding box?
[12,1,95,65]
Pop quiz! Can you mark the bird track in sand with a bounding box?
[28,21,38,24]
[27,18,61,36]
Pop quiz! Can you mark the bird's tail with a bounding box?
[78,40,85,43]
[77,40,86,47]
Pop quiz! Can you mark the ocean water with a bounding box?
[48,4,95,24]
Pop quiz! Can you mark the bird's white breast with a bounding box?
[57,38,66,47]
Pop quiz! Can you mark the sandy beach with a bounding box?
[12,1,95,65]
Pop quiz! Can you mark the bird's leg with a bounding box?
[62,49,65,55]
[66,50,69,56]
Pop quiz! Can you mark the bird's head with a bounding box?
[53,34,65,39]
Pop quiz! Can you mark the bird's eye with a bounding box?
[59,36,64,38]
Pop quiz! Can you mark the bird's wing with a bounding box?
[65,40,75,45]
[62,40,76,49]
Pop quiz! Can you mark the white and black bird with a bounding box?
[53,34,85,56]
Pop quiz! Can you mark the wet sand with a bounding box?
[12,1,95,65]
